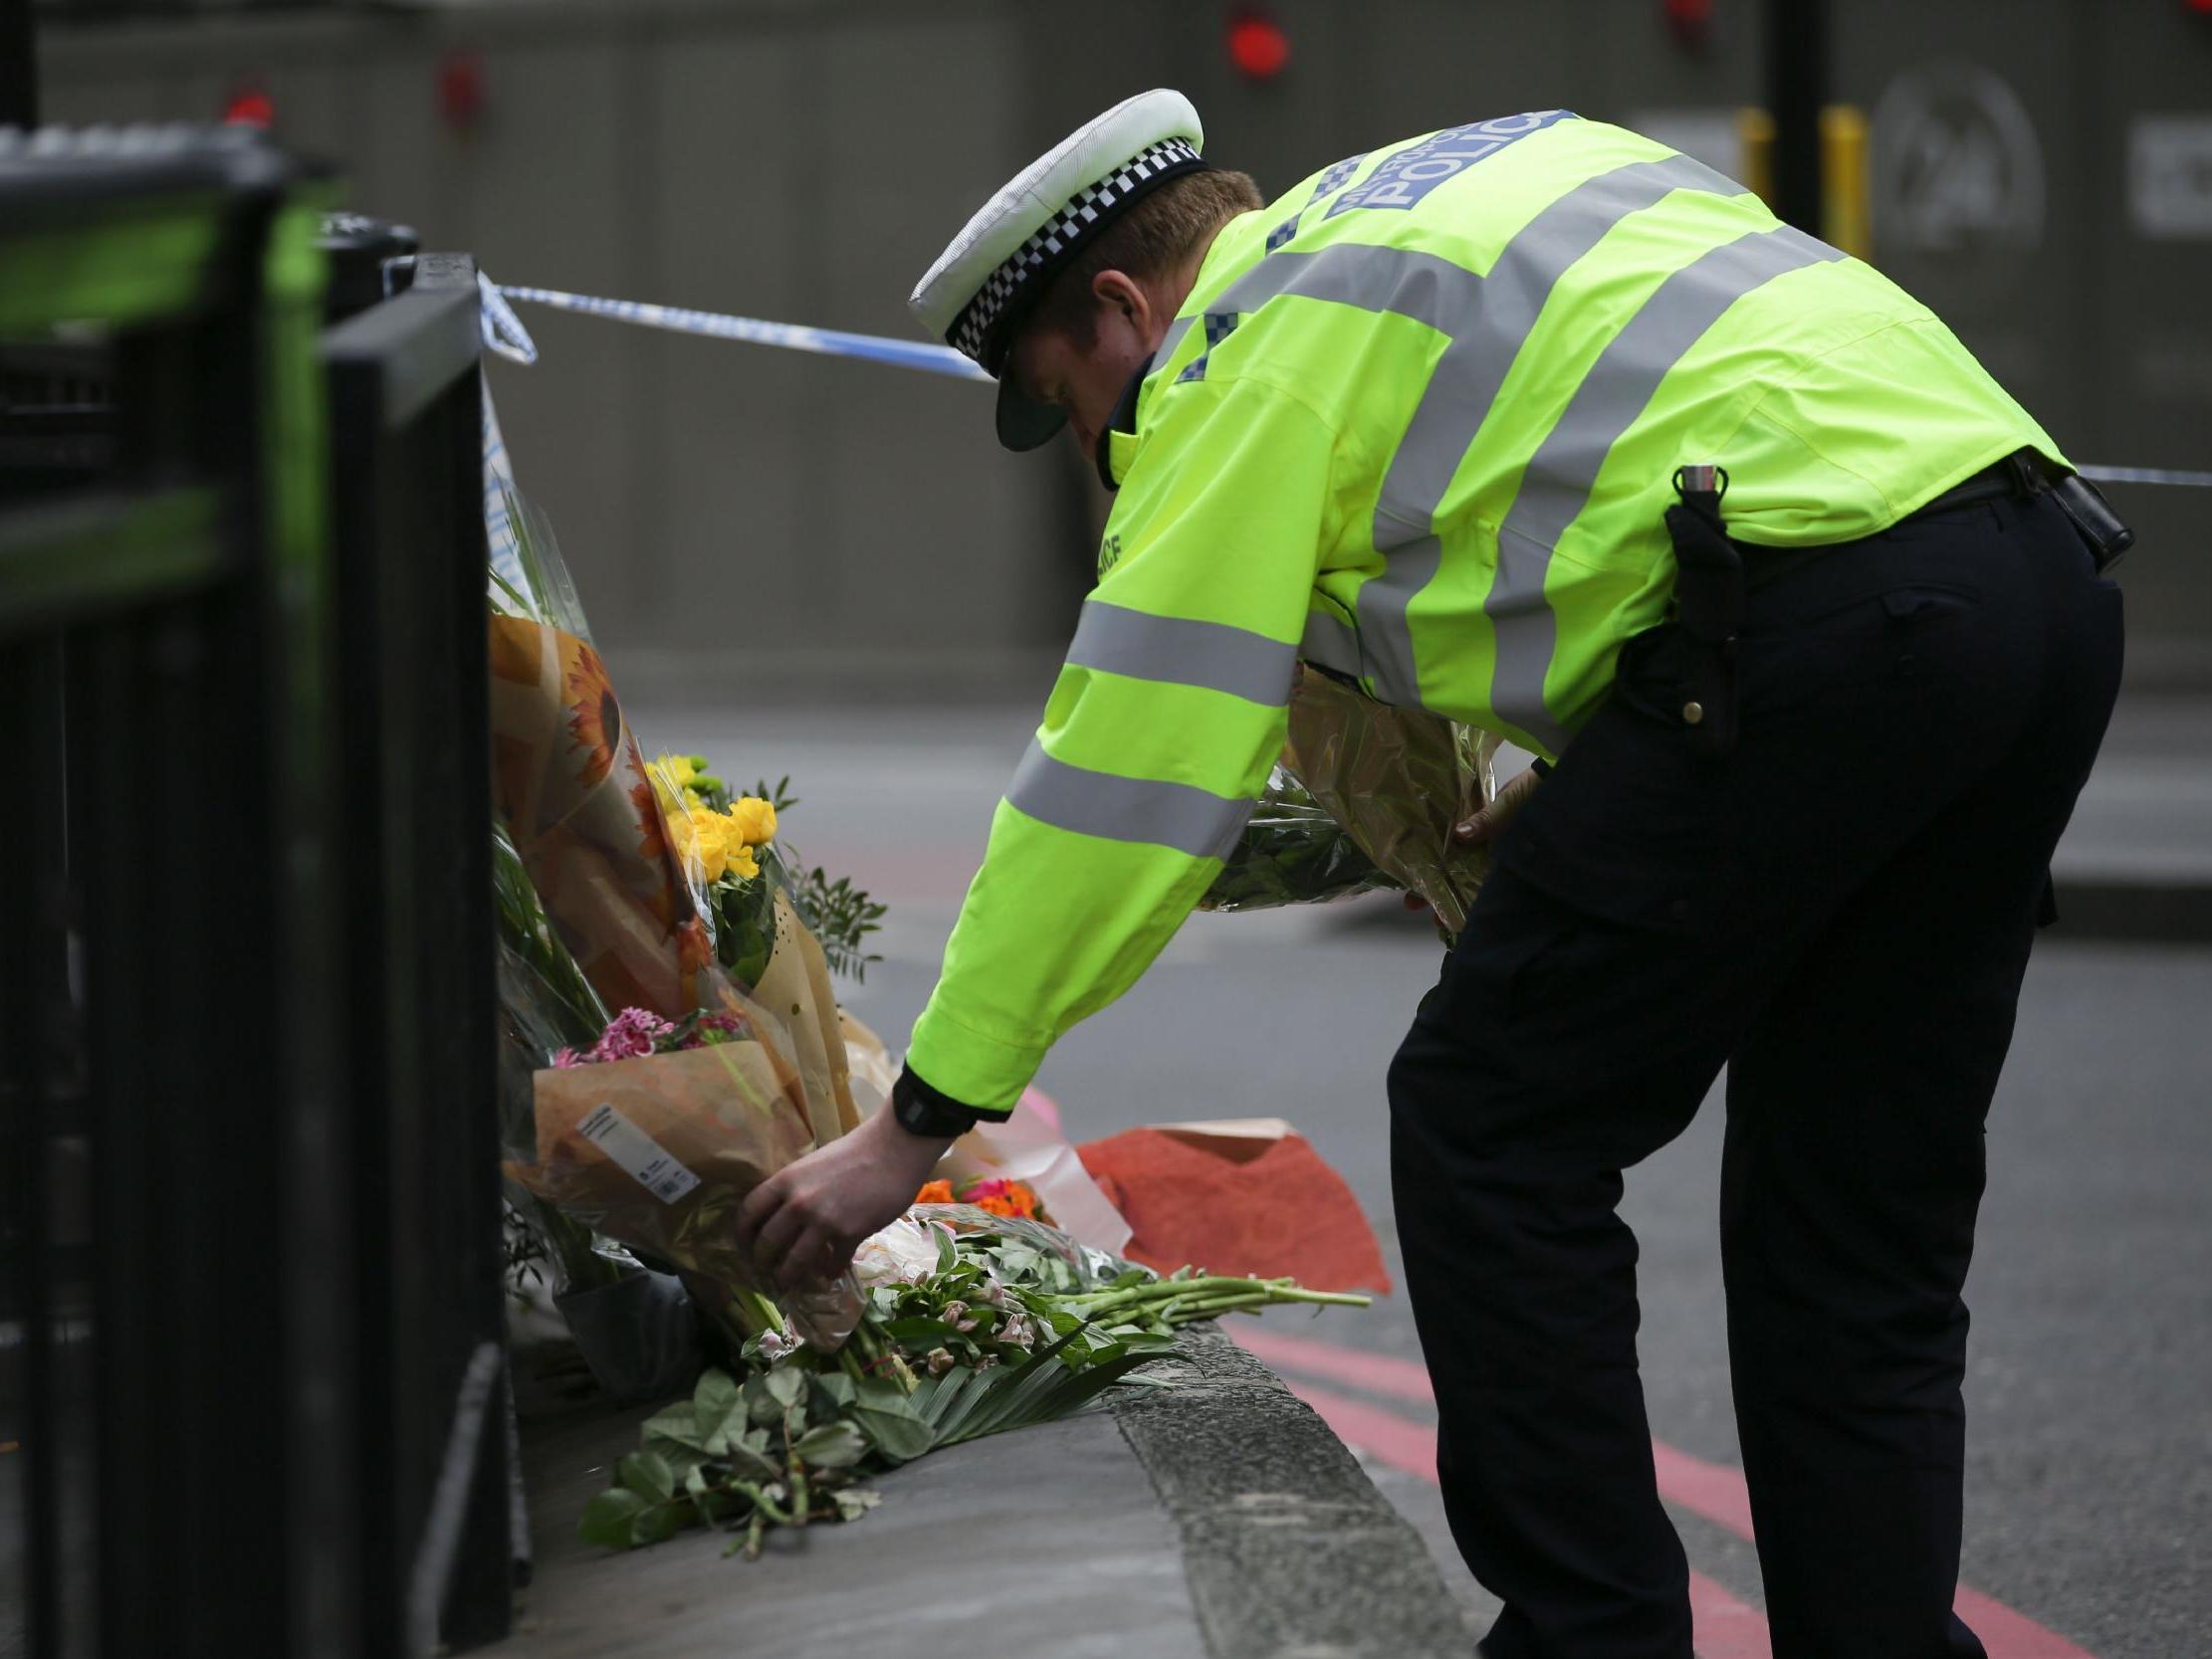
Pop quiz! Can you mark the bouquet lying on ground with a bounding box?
[580,1203,1368,1559]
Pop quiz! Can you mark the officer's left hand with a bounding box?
[735,1107,953,1291]
[1456,764,1542,844]
[1403,764,1545,916]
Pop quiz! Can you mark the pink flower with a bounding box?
[588,1006,674,1063]
[551,1047,584,1069]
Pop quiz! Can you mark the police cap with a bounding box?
[910,89,1208,451]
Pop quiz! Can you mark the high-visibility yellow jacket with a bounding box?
[906,111,2063,1116]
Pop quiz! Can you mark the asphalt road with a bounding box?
[635,697,2212,1659]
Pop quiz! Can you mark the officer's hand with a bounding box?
[1455,764,1542,845]
[1401,765,1545,915]
[735,1107,952,1292]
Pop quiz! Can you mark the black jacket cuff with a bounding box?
[890,1064,989,1139]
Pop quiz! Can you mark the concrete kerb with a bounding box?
[1112,1324,1471,1659]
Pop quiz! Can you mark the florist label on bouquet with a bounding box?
[579,1103,702,1204]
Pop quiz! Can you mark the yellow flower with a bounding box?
[727,795,778,847]
[725,841,760,881]
[648,753,697,816]
[668,805,736,884]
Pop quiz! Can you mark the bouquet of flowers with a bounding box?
[1203,666,1502,936]
[479,387,885,1356]
[579,1204,1368,1558]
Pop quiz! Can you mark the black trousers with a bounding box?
[1389,493,2124,1659]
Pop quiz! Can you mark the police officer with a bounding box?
[737,91,2126,1658]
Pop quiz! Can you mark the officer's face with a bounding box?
[1008,270,1168,458]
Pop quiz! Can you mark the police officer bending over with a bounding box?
[738,91,2126,1659]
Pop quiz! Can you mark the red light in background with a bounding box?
[2188,0,2212,17]
[1663,0,1715,50]
[1227,9,1291,82]
[222,86,274,128]
[437,49,489,134]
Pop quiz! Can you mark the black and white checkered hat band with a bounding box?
[950,137,1206,367]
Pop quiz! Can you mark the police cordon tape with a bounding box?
[486,281,2212,489]
[489,282,991,383]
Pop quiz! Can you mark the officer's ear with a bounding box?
[1090,269,1152,335]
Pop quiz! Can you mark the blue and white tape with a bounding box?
[2077,465,2212,490]
[493,283,992,384]
[483,280,2212,488]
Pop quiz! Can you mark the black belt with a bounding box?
[1737,450,2049,593]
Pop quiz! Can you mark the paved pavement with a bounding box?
[630,692,2212,1659]
[509,1325,1464,1659]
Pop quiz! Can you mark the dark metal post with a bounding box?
[0,0,34,128]
[1765,0,1828,236]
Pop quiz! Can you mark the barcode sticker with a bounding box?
[577,1103,701,1205]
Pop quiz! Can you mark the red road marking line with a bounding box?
[1649,1438,1757,1538]
[1685,1578,1775,1659]
[1285,1376,1770,1659]
[1232,1322,1436,1401]
[1235,1326,2099,1659]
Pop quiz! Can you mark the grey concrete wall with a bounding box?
[34,0,2212,691]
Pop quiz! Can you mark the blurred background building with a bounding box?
[25,0,2212,700]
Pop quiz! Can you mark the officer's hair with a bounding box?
[1026,168,1265,348]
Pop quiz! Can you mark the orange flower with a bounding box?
[631,778,672,868]
[963,1177,1041,1220]
[560,637,622,789]
[674,917,714,978]
[914,1179,956,1205]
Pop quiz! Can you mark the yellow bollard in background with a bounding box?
[1734,104,1871,262]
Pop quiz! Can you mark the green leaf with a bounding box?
[693,1368,741,1431]
[935,1225,956,1277]
[904,1368,949,1418]
[851,1390,936,1464]
[923,1365,999,1441]
[745,1376,783,1426]
[643,1438,710,1483]
[789,1420,869,1470]
[696,1370,749,1453]
[814,1371,856,1409]
[723,1438,781,1485]
[764,1367,806,1408]
[884,1317,962,1345]
[578,1488,649,1550]
[630,1501,687,1547]
[642,1403,708,1455]
[618,1451,676,1503]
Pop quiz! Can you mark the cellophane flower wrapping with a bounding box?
[481,385,864,1348]
[903,1204,1142,1295]
[1204,666,1500,935]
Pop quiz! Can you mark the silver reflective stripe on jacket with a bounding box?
[1486,224,1842,749]
[1065,599,1298,707]
[1006,739,1254,860]
[1199,153,1751,715]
